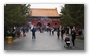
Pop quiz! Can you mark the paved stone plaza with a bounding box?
[4,31,84,50]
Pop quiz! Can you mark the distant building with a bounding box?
[25,8,61,28]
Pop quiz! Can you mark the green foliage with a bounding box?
[4,4,31,28]
[60,4,84,28]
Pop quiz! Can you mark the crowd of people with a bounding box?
[4,26,29,39]
[4,25,84,48]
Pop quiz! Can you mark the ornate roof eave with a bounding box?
[28,16,61,18]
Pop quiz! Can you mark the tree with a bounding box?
[4,4,31,29]
[60,4,84,29]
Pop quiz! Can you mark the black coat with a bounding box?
[71,31,76,39]
[61,30,65,34]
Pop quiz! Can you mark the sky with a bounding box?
[30,4,65,14]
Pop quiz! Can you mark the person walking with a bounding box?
[61,29,65,40]
[71,30,76,47]
[51,27,54,35]
[66,27,69,34]
[31,27,36,39]
[23,27,26,36]
[49,28,51,35]
[57,27,60,39]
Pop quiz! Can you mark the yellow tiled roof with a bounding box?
[29,8,60,17]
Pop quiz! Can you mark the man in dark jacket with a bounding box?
[31,27,36,39]
[61,29,65,40]
[71,30,76,47]
[57,27,60,39]
[23,27,25,36]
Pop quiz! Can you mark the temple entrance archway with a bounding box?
[37,22,42,27]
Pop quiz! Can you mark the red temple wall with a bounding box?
[25,19,61,28]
